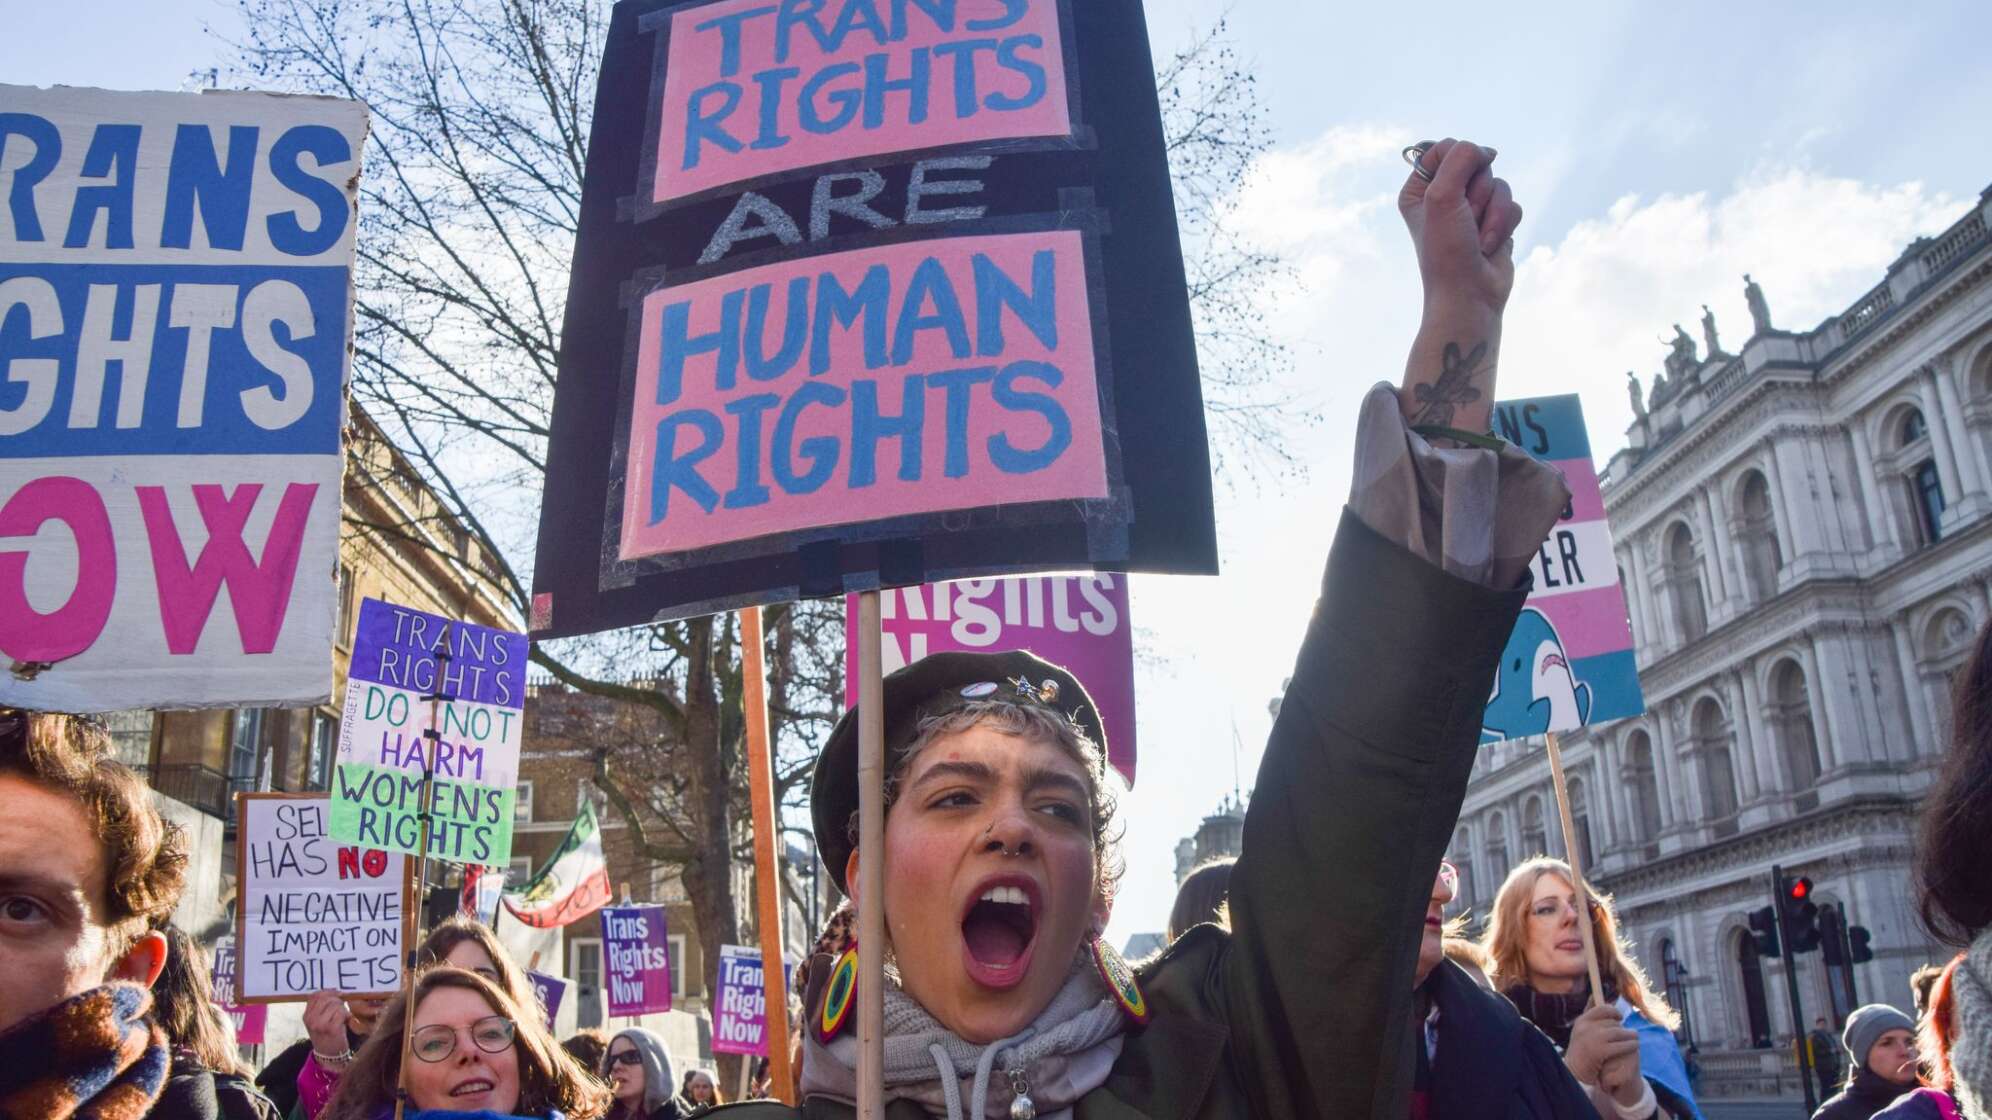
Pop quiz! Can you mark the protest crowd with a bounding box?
[4,0,1990,1116]
[3,130,1989,1120]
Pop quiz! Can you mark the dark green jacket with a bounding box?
[720,511,1530,1120]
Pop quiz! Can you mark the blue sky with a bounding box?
[11,0,1992,945]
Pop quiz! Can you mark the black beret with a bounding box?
[810,650,1107,895]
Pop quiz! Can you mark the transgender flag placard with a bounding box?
[1480,395,1646,745]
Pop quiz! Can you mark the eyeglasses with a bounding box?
[606,1049,644,1069]
[1437,861,1458,891]
[410,1015,515,1063]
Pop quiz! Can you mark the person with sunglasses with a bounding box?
[602,1027,684,1120]
[1411,861,1599,1119]
[319,967,606,1120]
[1482,858,1703,1120]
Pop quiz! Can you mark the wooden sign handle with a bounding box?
[1545,732,1607,1007]
[855,591,885,1120]
[740,605,796,1104]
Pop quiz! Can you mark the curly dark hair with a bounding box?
[0,711,188,954]
[1919,617,1992,944]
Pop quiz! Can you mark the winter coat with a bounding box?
[708,508,1541,1118]
[150,1051,283,1120]
[1423,961,1601,1120]
[604,1028,679,1120]
[1813,1065,1921,1120]
[1873,1088,1971,1120]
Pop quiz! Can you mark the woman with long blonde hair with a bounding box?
[1482,857,1700,1120]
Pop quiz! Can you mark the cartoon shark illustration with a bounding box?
[1481,608,1593,745]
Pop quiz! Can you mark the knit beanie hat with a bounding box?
[1843,1004,1916,1067]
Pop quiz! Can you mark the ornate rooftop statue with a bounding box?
[1744,273,1773,334]
[1628,371,1647,420]
[1701,304,1722,356]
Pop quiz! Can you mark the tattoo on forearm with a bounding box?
[1410,341,1490,427]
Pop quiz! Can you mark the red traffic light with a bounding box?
[1788,876,1813,901]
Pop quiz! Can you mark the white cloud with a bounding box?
[1504,167,1964,455]
[1106,141,1969,945]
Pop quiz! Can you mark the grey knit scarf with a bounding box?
[801,955,1127,1120]
[1951,928,1992,1118]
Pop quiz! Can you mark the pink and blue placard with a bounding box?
[845,574,1136,784]
[0,85,366,712]
[713,944,769,1057]
[530,0,1214,639]
[1480,395,1646,744]
[330,597,528,866]
[602,905,673,1016]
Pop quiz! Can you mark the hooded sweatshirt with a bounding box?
[606,1028,680,1120]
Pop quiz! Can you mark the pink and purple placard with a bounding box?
[846,574,1135,784]
[652,0,1074,204]
[1479,394,1646,745]
[528,970,566,1030]
[210,938,267,1045]
[622,229,1107,560]
[602,905,674,1017]
[713,944,769,1056]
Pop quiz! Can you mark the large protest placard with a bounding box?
[330,596,528,866]
[1480,395,1645,744]
[602,904,673,1017]
[0,85,366,711]
[235,793,407,1003]
[845,573,1136,782]
[714,944,769,1057]
[531,0,1215,637]
[210,937,267,1045]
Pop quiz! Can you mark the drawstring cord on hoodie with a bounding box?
[925,1026,1036,1120]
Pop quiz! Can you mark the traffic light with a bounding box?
[1781,875,1822,953]
[1749,904,1782,957]
[1850,925,1874,964]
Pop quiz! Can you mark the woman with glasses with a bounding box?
[320,967,607,1119]
[1412,861,1597,1119]
[300,917,537,1118]
[602,1026,684,1120]
[1482,858,1703,1120]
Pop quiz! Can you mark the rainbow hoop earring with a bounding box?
[816,946,859,1043]
[1089,935,1149,1026]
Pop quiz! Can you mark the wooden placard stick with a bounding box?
[855,591,885,1120]
[1544,731,1607,1007]
[394,623,453,1120]
[741,605,796,1104]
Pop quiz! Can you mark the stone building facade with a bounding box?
[1450,185,1992,1095]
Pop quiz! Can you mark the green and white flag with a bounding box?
[502,802,611,928]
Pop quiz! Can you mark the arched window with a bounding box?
[1737,470,1782,601]
[1521,795,1547,859]
[1625,731,1664,842]
[1485,811,1510,888]
[1567,777,1596,869]
[1736,927,1773,1048]
[1667,522,1709,642]
[1770,660,1821,789]
[1659,938,1692,1043]
[1693,698,1740,821]
[1896,407,1947,545]
[1450,826,1474,910]
[1922,607,1978,745]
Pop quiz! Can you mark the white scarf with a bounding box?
[1951,928,1992,1118]
[800,954,1127,1120]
